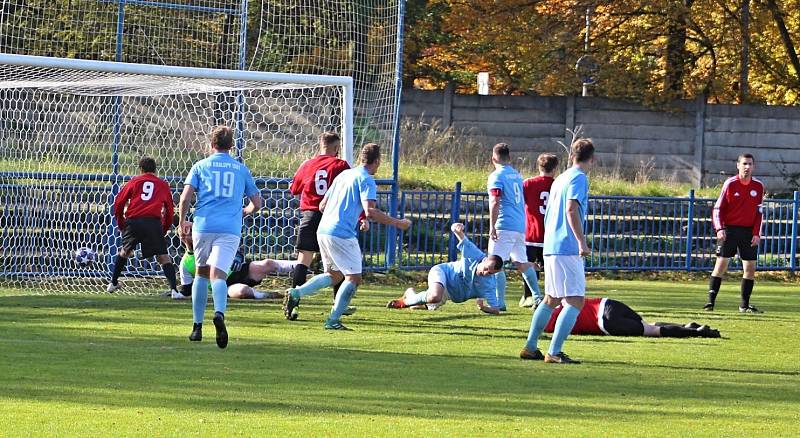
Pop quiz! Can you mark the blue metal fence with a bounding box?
[393,185,800,272]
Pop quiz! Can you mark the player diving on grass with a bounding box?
[386,222,504,314]
[517,297,721,349]
[282,143,411,330]
[176,227,293,300]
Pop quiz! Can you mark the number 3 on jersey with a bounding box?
[539,191,550,215]
[314,169,329,196]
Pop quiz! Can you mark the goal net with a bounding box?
[0,54,353,293]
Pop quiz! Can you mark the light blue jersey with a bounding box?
[487,165,525,233]
[438,238,499,307]
[185,152,259,236]
[317,166,377,239]
[543,166,589,255]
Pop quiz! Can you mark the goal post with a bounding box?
[0,53,354,293]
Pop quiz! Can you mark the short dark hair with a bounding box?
[492,143,511,162]
[210,125,233,150]
[360,143,381,165]
[537,153,559,173]
[320,131,340,148]
[487,255,503,270]
[571,138,595,163]
[139,156,156,173]
[738,153,754,163]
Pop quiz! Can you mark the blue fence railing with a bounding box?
[394,187,800,272]
[1,173,797,277]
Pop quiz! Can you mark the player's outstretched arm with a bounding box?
[475,298,501,315]
[362,200,411,230]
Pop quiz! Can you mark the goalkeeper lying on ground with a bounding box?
[177,228,294,300]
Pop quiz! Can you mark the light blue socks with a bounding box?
[404,290,429,306]
[192,276,210,324]
[294,273,333,298]
[329,280,356,321]
[524,303,554,351]
[521,267,542,300]
[549,304,580,356]
[494,271,507,309]
[211,279,227,315]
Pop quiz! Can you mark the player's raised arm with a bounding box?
[450,222,466,242]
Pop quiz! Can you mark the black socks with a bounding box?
[111,255,128,285]
[741,278,754,308]
[292,264,309,288]
[707,276,722,304]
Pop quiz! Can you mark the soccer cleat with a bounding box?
[702,302,714,311]
[533,296,543,310]
[684,322,702,329]
[283,288,300,321]
[544,352,581,364]
[171,290,187,300]
[519,296,534,308]
[106,283,120,293]
[213,312,228,349]
[189,323,202,342]
[498,306,507,312]
[159,290,172,298]
[739,305,763,314]
[386,299,407,309]
[342,306,357,316]
[324,318,351,331]
[697,325,721,338]
[519,348,545,361]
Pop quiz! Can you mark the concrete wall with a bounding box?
[401,88,800,191]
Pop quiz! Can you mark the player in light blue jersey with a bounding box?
[386,223,504,314]
[178,125,262,349]
[283,143,412,330]
[520,138,594,364]
[487,143,543,311]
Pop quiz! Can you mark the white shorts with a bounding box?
[318,234,362,275]
[543,255,586,298]
[488,230,528,263]
[192,232,240,273]
[425,264,450,309]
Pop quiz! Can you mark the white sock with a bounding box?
[272,260,296,274]
[252,290,267,299]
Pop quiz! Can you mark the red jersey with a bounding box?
[522,175,554,244]
[712,176,764,236]
[290,155,350,211]
[544,297,605,335]
[113,174,174,233]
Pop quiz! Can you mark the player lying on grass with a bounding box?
[177,228,293,300]
[386,223,504,314]
[519,297,721,360]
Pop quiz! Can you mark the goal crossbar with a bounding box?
[0,53,355,163]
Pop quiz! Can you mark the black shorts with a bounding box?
[602,299,644,336]
[526,245,544,269]
[121,217,167,258]
[226,261,260,287]
[716,225,758,261]
[296,210,323,252]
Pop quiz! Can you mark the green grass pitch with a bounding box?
[1,279,798,436]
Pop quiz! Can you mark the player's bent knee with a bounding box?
[345,274,362,285]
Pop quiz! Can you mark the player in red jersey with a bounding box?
[289,132,351,292]
[108,157,178,296]
[519,153,558,308]
[705,153,764,313]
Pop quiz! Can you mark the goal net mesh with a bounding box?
[0,61,346,293]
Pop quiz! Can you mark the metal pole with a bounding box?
[791,191,798,272]
[108,0,126,270]
[235,0,248,160]
[582,7,591,97]
[685,189,695,271]
[385,0,406,268]
[448,182,462,262]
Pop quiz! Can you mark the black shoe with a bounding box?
[520,348,545,360]
[702,302,714,311]
[189,323,202,342]
[684,322,702,329]
[739,305,763,314]
[544,352,581,364]
[283,289,300,321]
[697,325,721,338]
[213,312,228,349]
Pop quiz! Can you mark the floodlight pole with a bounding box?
[582,7,592,97]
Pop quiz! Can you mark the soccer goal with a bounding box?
[0,53,353,293]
